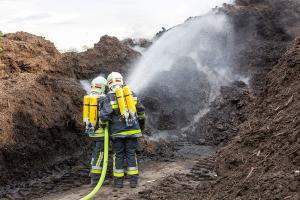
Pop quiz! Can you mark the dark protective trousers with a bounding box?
[89,141,104,179]
[112,137,139,178]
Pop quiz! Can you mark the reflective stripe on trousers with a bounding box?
[90,142,104,175]
[113,153,125,177]
[127,165,139,175]
[112,138,139,177]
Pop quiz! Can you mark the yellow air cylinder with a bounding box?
[89,96,99,128]
[116,88,127,116]
[83,95,91,126]
[123,86,136,115]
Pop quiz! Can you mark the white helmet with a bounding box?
[91,76,107,95]
[107,72,124,90]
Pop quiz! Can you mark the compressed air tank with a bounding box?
[89,96,99,128]
[123,86,136,114]
[83,95,91,128]
[116,88,128,116]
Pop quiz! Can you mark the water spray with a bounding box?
[127,12,236,136]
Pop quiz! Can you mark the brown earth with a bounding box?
[182,0,300,146]
[1,0,300,199]
[206,36,300,200]
[135,36,300,200]
[130,0,300,199]
[0,32,62,79]
[186,81,252,146]
[0,32,139,193]
[60,35,140,79]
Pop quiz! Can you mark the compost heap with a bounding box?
[0,0,299,199]
[136,0,300,199]
[0,33,139,188]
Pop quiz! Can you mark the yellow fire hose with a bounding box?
[80,124,109,200]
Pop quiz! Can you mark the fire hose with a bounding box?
[80,124,109,200]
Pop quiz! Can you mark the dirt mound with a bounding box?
[0,32,62,79]
[1,0,299,199]
[223,0,300,93]
[0,32,139,194]
[186,81,251,145]
[0,73,88,187]
[131,0,300,199]
[60,35,140,79]
[135,36,300,200]
[140,56,210,131]
[183,0,300,146]
[203,36,300,200]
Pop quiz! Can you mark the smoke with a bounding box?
[127,12,234,95]
[126,12,237,132]
[80,80,91,94]
[80,74,107,94]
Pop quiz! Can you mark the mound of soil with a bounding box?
[186,81,252,145]
[1,0,299,199]
[140,56,210,131]
[0,32,139,194]
[134,0,300,199]
[135,34,300,200]
[60,35,140,79]
[184,0,300,146]
[0,32,62,79]
[204,36,300,200]
[224,0,300,93]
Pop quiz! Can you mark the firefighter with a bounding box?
[83,76,108,186]
[99,72,145,188]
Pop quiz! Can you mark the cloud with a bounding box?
[7,13,52,23]
[0,0,233,49]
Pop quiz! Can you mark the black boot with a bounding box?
[129,175,138,188]
[114,178,123,188]
[90,177,99,187]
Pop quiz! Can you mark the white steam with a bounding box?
[80,80,91,94]
[80,74,107,94]
[127,12,234,98]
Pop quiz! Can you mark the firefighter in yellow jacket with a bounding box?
[83,76,108,185]
[99,72,145,188]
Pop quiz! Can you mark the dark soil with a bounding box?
[140,56,210,131]
[205,36,300,200]
[139,36,300,200]
[132,0,300,199]
[186,80,252,146]
[1,0,300,199]
[0,32,139,197]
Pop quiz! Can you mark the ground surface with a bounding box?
[32,145,215,200]
[40,160,194,200]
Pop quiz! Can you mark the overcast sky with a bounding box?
[0,0,232,50]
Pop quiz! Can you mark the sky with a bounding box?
[0,0,232,50]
